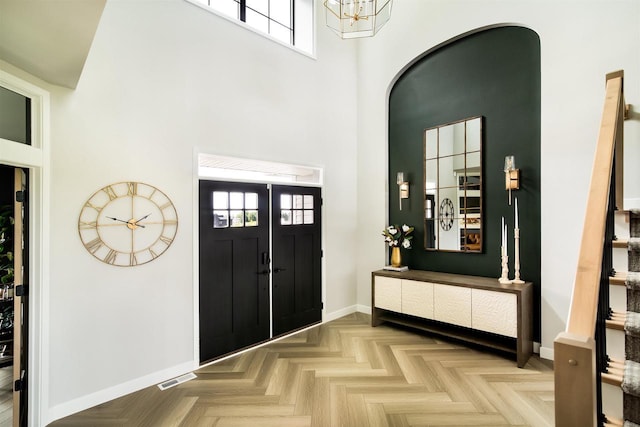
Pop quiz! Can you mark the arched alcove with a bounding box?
[388,25,541,339]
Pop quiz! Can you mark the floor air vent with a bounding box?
[157,372,197,391]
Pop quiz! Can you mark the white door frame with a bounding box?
[0,67,51,427]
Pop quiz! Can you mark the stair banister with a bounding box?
[554,70,624,427]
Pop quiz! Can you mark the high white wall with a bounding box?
[38,0,359,422]
[355,0,640,359]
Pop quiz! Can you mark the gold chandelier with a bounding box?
[323,0,393,39]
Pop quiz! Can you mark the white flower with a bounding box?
[385,236,391,242]
[387,226,396,233]
[388,241,394,247]
[393,240,398,246]
[402,239,411,249]
[402,224,410,232]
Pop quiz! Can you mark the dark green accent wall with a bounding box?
[388,26,541,340]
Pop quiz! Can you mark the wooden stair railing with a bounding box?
[554,70,625,427]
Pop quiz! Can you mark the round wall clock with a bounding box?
[439,197,454,231]
[78,181,178,266]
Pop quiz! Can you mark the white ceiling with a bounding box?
[0,0,106,89]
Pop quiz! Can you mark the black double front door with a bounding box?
[199,181,322,363]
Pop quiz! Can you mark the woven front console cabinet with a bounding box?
[371,269,533,368]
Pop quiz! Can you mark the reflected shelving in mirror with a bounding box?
[424,116,483,252]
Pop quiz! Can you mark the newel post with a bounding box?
[554,332,597,427]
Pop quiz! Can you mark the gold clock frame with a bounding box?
[78,181,178,266]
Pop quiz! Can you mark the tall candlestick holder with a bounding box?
[499,249,512,284]
[512,228,524,284]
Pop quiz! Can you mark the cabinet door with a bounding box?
[401,280,434,319]
[374,276,401,312]
[471,289,517,337]
[434,284,472,327]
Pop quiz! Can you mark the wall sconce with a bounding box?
[397,172,409,210]
[504,155,520,205]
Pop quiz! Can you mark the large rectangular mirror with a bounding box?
[424,116,482,252]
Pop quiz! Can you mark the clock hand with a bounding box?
[134,213,151,224]
[106,216,129,224]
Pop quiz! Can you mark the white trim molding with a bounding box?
[0,66,51,427]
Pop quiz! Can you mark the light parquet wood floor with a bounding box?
[50,313,554,427]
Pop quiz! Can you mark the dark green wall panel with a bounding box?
[388,26,541,340]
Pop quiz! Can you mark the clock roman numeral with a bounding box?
[163,219,177,225]
[149,248,159,259]
[85,237,103,254]
[159,235,173,245]
[103,249,118,265]
[127,182,138,196]
[130,253,138,266]
[159,201,173,211]
[84,201,103,212]
[79,221,97,229]
[103,185,118,201]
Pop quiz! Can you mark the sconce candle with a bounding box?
[504,224,508,254]
[501,216,504,255]
[513,197,524,284]
[499,216,512,284]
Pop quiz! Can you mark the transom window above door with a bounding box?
[212,191,259,228]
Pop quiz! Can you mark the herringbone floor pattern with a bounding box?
[50,313,554,426]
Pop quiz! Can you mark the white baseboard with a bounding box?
[324,305,358,322]
[539,346,554,361]
[356,304,371,315]
[46,360,196,425]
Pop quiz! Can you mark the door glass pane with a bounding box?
[213,211,229,228]
[303,195,313,209]
[213,191,228,209]
[245,192,258,209]
[245,210,258,226]
[230,210,244,227]
[293,210,303,225]
[280,194,292,209]
[303,210,313,224]
[281,210,292,225]
[293,194,303,209]
[229,192,244,209]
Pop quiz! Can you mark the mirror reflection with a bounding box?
[424,116,482,252]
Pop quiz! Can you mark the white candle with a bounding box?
[501,216,505,255]
[505,224,508,254]
[515,197,519,230]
